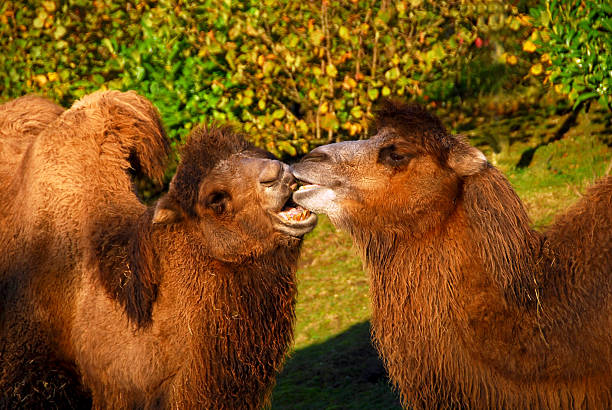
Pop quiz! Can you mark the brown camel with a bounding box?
[0,90,316,409]
[292,99,612,409]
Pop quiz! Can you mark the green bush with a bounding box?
[527,0,612,110]
[0,0,155,105]
[2,0,535,158]
[117,0,535,157]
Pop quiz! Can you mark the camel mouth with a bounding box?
[271,196,318,237]
[292,182,328,206]
[289,169,331,193]
[291,180,329,203]
[295,183,322,193]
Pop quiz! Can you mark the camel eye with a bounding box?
[205,191,231,215]
[378,145,413,167]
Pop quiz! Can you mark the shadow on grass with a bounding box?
[272,321,402,410]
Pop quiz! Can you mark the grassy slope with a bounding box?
[271,110,611,409]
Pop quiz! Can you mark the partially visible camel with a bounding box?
[0,95,64,192]
[0,90,316,408]
[292,99,612,409]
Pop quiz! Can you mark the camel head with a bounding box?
[152,125,317,261]
[292,99,487,235]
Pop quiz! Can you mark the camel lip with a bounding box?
[268,195,318,237]
[295,183,321,193]
[291,168,328,188]
[270,210,318,237]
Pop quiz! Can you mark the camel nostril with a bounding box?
[301,150,330,163]
[259,160,282,185]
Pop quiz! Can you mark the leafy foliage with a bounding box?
[0,0,153,105]
[527,0,612,110]
[1,0,537,159]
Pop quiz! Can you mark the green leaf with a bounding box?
[385,67,400,80]
[53,25,67,40]
[368,88,379,100]
[33,11,47,29]
[102,38,115,55]
[277,140,297,156]
[326,64,338,78]
[320,113,339,130]
[350,106,363,118]
[272,108,285,120]
[338,26,350,40]
[135,66,145,81]
[310,29,324,46]
[572,91,598,110]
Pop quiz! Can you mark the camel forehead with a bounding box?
[372,126,425,147]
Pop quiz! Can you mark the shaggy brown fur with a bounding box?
[0,95,64,193]
[292,99,612,409]
[0,90,311,409]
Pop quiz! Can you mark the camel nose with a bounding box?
[300,146,330,163]
[300,140,368,163]
[259,159,295,187]
[258,159,282,185]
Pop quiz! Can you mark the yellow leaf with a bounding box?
[33,74,48,86]
[320,101,328,114]
[326,64,337,78]
[42,1,56,12]
[297,120,309,134]
[523,40,536,53]
[506,54,517,65]
[47,72,58,82]
[518,14,531,26]
[530,63,543,76]
[342,75,356,90]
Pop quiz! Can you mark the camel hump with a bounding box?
[0,95,64,140]
[69,90,171,184]
[546,175,612,275]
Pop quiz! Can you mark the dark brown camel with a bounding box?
[292,99,612,409]
[0,90,316,409]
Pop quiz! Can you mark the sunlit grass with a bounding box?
[293,216,367,349]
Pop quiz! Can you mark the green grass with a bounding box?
[271,215,401,409]
[271,109,611,409]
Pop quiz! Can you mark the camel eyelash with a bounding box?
[378,145,414,166]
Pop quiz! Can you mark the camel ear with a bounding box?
[152,195,184,225]
[447,136,488,177]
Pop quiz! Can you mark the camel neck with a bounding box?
[150,233,298,408]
